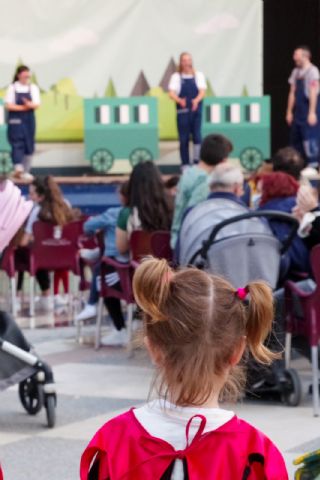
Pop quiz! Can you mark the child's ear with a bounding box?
[230,336,246,366]
[144,336,163,366]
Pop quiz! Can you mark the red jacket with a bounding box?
[80,409,288,480]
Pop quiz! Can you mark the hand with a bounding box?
[308,112,317,126]
[191,98,199,112]
[22,98,33,109]
[179,97,186,108]
[286,111,293,125]
[292,205,304,222]
[297,185,318,214]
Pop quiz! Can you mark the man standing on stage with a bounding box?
[286,46,320,168]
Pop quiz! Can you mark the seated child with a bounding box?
[80,258,288,480]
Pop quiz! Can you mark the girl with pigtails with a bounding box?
[81,258,288,480]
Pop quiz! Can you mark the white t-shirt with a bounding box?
[168,72,207,95]
[134,399,234,480]
[25,204,41,235]
[288,64,320,98]
[4,82,41,106]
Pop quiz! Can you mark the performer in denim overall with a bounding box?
[287,46,320,168]
[5,65,40,178]
[169,53,206,167]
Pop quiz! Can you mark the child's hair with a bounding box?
[13,65,30,82]
[133,257,277,406]
[200,134,233,166]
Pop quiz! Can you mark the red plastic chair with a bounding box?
[95,257,134,351]
[150,231,173,261]
[129,231,153,263]
[285,245,320,416]
[27,221,81,321]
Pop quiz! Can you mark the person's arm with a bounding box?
[22,98,39,110]
[84,211,113,234]
[308,84,318,125]
[20,232,33,247]
[286,84,296,125]
[115,227,129,254]
[191,89,205,111]
[168,90,186,108]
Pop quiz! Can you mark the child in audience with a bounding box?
[75,182,130,346]
[170,134,232,248]
[80,258,288,480]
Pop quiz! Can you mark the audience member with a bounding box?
[116,161,172,255]
[272,146,305,181]
[258,172,310,274]
[170,134,233,248]
[81,258,287,479]
[17,176,79,310]
[75,182,130,347]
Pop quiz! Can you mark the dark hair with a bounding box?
[32,176,77,226]
[272,146,304,180]
[200,134,233,166]
[133,258,277,405]
[127,162,172,231]
[259,172,299,206]
[13,65,30,83]
[164,175,179,190]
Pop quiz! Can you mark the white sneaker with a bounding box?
[80,248,100,262]
[38,296,54,311]
[75,303,97,322]
[54,294,69,308]
[101,328,128,346]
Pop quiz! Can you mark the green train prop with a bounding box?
[202,96,270,171]
[0,100,12,174]
[84,97,158,173]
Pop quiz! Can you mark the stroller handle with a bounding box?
[190,210,299,264]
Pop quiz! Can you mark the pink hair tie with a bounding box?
[236,287,249,301]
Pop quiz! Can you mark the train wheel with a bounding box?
[239,147,264,171]
[0,151,13,175]
[91,149,114,173]
[129,148,153,167]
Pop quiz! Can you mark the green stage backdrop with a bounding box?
[0,0,262,141]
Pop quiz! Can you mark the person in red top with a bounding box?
[80,258,288,480]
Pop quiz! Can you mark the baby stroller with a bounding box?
[0,310,57,428]
[180,209,302,406]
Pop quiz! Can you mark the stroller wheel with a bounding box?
[19,377,44,415]
[45,394,56,428]
[281,368,302,407]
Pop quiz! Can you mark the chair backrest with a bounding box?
[130,230,153,263]
[30,221,80,274]
[311,245,320,289]
[151,231,173,261]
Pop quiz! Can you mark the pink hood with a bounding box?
[0,180,33,253]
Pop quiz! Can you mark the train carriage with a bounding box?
[202,96,271,171]
[84,97,158,174]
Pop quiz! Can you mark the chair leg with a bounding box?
[311,345,319,417]
[29,276,35,328]
[127,303,134,357]
[95,297,104,350]
[10,277,17,318]
[285,332,292,369]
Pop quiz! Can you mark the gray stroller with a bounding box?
[0,310,57,427]
[179,208,302,406]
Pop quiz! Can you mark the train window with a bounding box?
[95,106,110,124]
[249,103,260,123]
[225,104,241,123]
[133,105,149,124]
[205,104,220,123]
[114,105,130,124]
[245,103,261,123]
[0,105,4,125]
